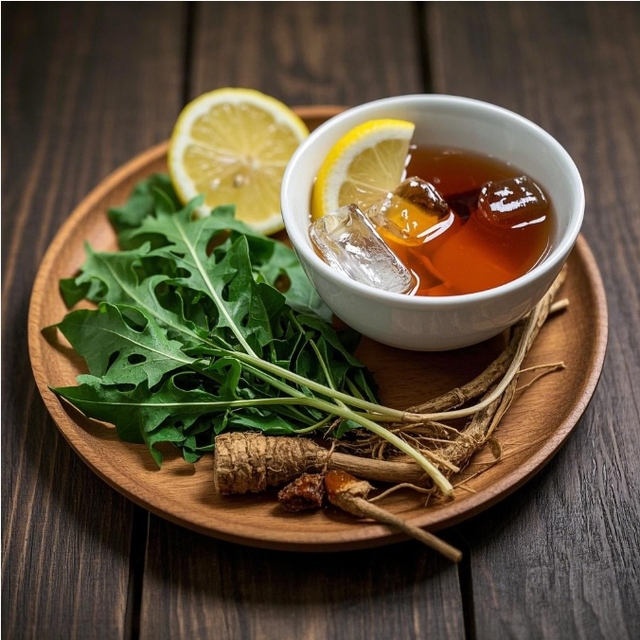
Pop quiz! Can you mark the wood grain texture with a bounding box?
[141,3,463,638]
[428,3,640,638]
[2,3,186,638]
[188,1,425,105]
[140,517,463,640]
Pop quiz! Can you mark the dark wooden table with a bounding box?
[3,3,639,638]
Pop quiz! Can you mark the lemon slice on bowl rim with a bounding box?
[168,88,309,235]
[311,118,416,220]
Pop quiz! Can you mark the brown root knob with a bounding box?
[277,473,326,512]
[325,469,374,511]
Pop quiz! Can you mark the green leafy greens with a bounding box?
[50,175,452,494]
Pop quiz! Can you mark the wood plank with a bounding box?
[428,2,640,637]
[1,3,186,638]
[141,518,464,640]
[188,1,425,105]
[139,3,465,639]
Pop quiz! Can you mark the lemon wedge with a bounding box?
[311,119,415,220]
[168,88,309,234]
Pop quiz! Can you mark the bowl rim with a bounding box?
[281,93,585,307]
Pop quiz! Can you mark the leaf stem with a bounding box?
[170,216,257,357]
[231,350,406,420]
[315,403,454,496]
[218,360,452,495]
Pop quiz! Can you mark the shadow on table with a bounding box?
[143,516,460,606]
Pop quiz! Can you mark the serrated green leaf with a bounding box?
[108,173,180,234]
[60,242,211,349]
[124,206,285,354]
[51,175,383,468]
[53,374,237,444]
[56,302,194,387]
[118,194,331,320]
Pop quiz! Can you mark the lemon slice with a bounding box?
[168,88,309,234]
[311,119,415,220]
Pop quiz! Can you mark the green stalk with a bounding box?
[237,360,453,495]
[288,311,340,394]
[287,311,350,416]
[294,416,333,434]
[230,350,405,419]
[309,399,454,497]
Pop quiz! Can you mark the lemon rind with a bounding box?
[168,88,309,233]
[311,119,415,219]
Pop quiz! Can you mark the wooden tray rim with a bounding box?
[27,111,609,551]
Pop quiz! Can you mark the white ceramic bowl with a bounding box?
[281,95,584,351]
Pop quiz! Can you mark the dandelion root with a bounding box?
[324,470,463,562]
[213,431,327,494]
[214,431,428,494]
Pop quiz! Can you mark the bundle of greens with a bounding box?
[51,175,452,494]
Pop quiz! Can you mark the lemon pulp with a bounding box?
[311,119,415,219]
[169,88,308,234]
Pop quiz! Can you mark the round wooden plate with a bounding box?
[28,107,608,552]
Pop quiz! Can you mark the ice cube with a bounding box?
[477,176,549,227]
[367,177,455,246]
[309,204,416,294]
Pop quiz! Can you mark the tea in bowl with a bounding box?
[281,95,584,351]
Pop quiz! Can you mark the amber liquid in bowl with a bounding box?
[385,145,554,296]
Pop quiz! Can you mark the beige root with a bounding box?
[324,470,463,562]
[213,431,427,495]
[423,266,567,476]
[405,267,566,420]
